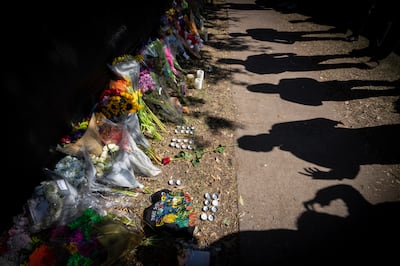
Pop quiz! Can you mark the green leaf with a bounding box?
[175,151,193,160]
[214,144,226,153]
[143,187,153,194]
[191,158,200,167]
[194,148,204,159]
[175,151,185,158]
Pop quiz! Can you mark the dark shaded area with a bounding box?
[210,184,400,265]
[223,2,267,11]
[247,78,400,106]
[254,0,400,57]
[218,52,366,74]
[2,2,169,233]
[230,28,346,44]
[395,98,400,113]
[254,0,367,32]
[237,118,400,180]
[206,116,237,134]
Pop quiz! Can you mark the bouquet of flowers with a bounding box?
[138,39,186,124]
[108,54,141,89]
[95,114,162,188]
[26,175,81,233]
[97,78,143,123]
[106,55,168,141]
[57,113,104,157]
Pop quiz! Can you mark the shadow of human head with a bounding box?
[237,133,276,152]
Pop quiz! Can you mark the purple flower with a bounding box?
[138,69,156,93]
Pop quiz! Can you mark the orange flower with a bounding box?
[188,212,197,227]
[183,192,192,203]
[109,79,131,93]
[27,244,56,266]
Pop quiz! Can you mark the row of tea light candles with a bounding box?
[187,69,205,89]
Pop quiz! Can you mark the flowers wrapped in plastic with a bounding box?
[57,113,104,157]
[97,77,143,124]
[56,111,161,189]
[143,39,183,83]
[121,112,151,149]
[139,40,186,124]
[108,54,141,90]
[159,13,191,60]
[95,113,161,189]
[26,173,81,233]
[105,56,168,141]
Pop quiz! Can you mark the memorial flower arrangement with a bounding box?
[60,118,90,146]
[106,54,168,142]
[0,1,210,264]
[97,79,143,123]
[0,209,142,266]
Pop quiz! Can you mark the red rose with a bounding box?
[162,157,171,165]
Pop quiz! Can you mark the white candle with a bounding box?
[194,77,203,89]
[196,69,204,81]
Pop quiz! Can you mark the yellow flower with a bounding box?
[162,213,177,224]
[64,242,78,254]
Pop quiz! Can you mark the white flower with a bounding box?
[106,143,119,153]
[54,155,86,188]
[89,144,120,178]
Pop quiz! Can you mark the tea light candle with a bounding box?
[186,74,195,87]
[187,73,195,81]
[194,77,203,89]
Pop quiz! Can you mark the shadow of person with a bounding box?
[300,184,400,262]
[218,52,365,74]
[209,184,400,265]
[230,28,346,44]
[247,77,400,106]
[237,118,400,179]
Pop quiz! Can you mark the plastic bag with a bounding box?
[103,150,145,189]
[120,112,150,149]
[102,133,161,188]
[26,175,81,233]
[121,125,161,178]
[95,114,161,188]
[108,55,140,89]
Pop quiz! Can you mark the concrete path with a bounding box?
[224,0,400,264]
